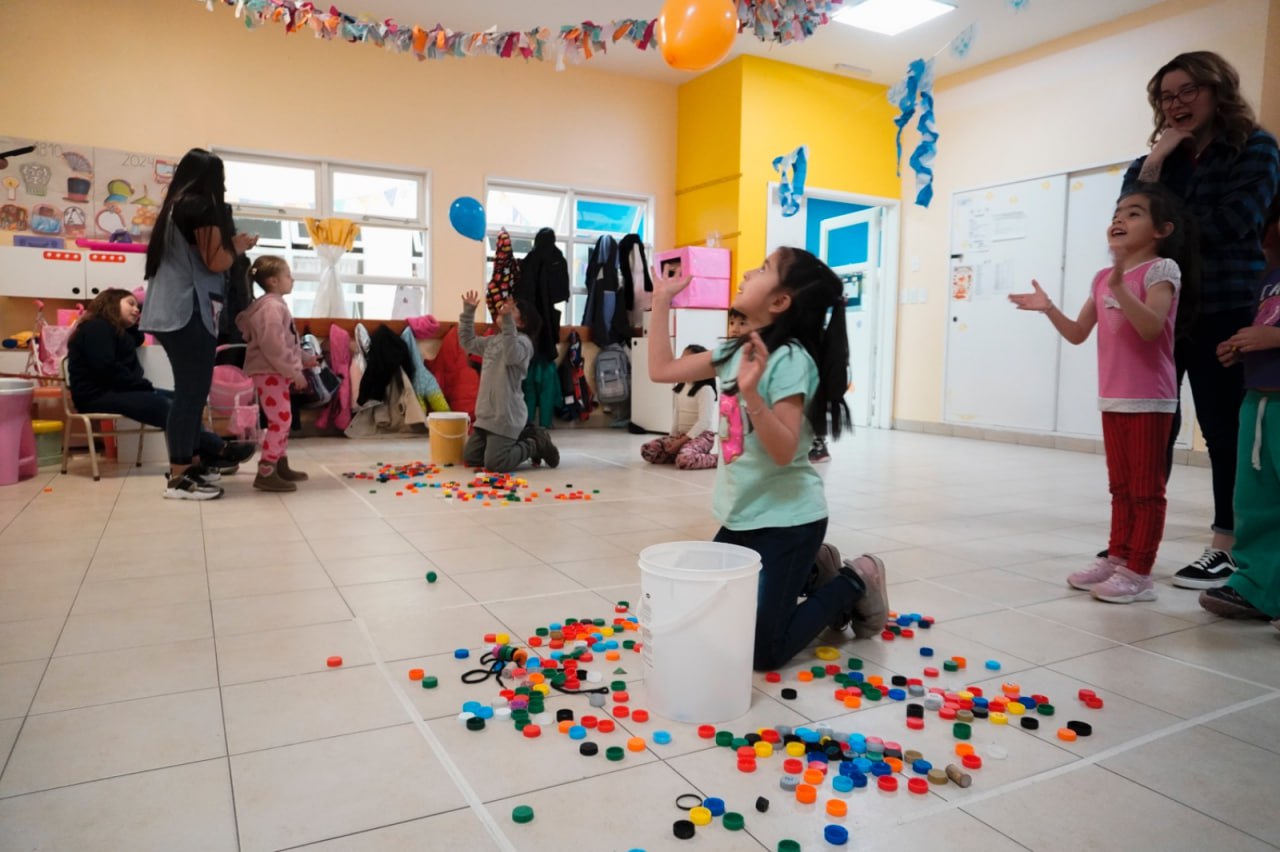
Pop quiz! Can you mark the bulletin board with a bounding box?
[0,136,179,244]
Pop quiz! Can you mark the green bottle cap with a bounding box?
[623,640,636,649]
[723,812,745,831]
[536,627,549,636]
[953,722,972,740]
[512,805,534,824]
[731,737,749,750]
[810,666,827,678]
[421,676,438,689]
[611,680,627,692]
[847,658,863,670]
[943,660,959,672]
[1037,703,1055,716]
[606,746,625,761]
[715,731,734,747]
[425,571,438,583]
[779,841,801,852]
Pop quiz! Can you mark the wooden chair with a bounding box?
[59,359,163,481]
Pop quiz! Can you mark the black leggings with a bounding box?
[153,308,217,466]
[75,388,223,460]
[1165,308,1250,534]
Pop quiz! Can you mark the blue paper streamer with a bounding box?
[888,59,937,207]
[950,23,976,59]
[772,145,809,218]
[1008,0,1031,10]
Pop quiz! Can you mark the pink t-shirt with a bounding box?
[1094,257,1180,413]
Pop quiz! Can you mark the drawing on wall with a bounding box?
[952,265,973,301]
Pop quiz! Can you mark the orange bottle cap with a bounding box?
[796,784,817,804]
[826,799,848,817]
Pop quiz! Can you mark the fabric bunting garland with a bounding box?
[197,0,845,65]
[888,58,938,208]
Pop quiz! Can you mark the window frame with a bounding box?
[215,147,432,318]
[483,177,654,323]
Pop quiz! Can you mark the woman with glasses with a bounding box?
[1121,51,1279,590]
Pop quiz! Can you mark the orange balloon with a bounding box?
[656,0,738,72]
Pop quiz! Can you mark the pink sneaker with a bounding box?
[1091,567,1157,604]
[1067,557,1116,591]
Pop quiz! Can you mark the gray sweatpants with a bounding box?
[463,427,533,473]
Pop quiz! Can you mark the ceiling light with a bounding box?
[833,0,956,36]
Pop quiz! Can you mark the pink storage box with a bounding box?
[654,246,730,280]
[672,276,730,309]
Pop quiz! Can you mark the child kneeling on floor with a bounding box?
[236,255,311,492]
[641,344,718,470]
[459,290,559,472]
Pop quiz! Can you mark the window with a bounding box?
[217,150,429,319]
[484,180,653,324]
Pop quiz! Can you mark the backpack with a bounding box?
[297,332,341,408]
[557,330,594,422]
[594,343,630,405]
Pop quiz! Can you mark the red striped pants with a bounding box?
[1102,412,1174,575]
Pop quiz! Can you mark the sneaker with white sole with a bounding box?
[1091,567,1157,603]
[164,472,223,501]
[1067,556,1117,591]
[844,554,888,639]
[1172,548,1236,589]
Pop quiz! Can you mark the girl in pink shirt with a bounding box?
[236,255,311,493]
[1011,184,1193,603]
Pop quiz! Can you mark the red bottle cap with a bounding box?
[738,746,757,759]
[598,720,616,733]
[613,692,630,703]
[881,630,895,640]
[631,709,649,723]
[923,667,939,677]
[582,715,598,729]
[523,724,542,739]
[906,718,924,730]
[1078,688,1096,701]
[878,775,899,792]
[783,758,804,774]
[737,758,757,773]
[613,706,631,718]
[962,754,982,769]
[908,777,929,794]
[761,729,781,743]
[939,707,957,720]
[1086,697,1104,709]
[697,725,716,739]
[326,656,343,668]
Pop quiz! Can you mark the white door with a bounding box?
[820,208,881,428]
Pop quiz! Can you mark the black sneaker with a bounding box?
[534,427,560,469]
[1198,586,1269,619]
[1172,548,1236,590]
[164,472,223,501]
[1096,549,1109,559]
[219,441,257,465]
[809,438,830,464]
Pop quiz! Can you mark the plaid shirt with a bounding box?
[1124,128,1279,314]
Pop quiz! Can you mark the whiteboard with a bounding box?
[1054,166,1121,437]
[944,176,1068,431]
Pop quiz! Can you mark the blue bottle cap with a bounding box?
[825,824,850,845]
[454,648,470,659]
[653,730,672,745]
[888,688,907,701]
[871,761,893,777]
[850,771,868,788]
[462,701,482,714]
[477,706,495,719]
[702,796,725,816]
[920,647,934,657]
[848,671,866,682]
[569,725,587,739]
[832,774,854,793]
[853,757,872,773]
[912,759,932,774]
[985,659,1001,670]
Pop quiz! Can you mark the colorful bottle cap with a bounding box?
[888,688,907,701]
[326,656,343,668]
[421,676,438,689]
[953,722,971,740]
[579,742,599,756]
[962,754,983,770]
[522,724,541,739]
[689,806,712,826]
[928,768,949,785]
[699,796,724,816]
[631,709,649,723]
[826,799,848,817]
[795,783,817,804]
[697,725,716,739]
[425,571,438,583]
[754,741,773,758]
[715,731,734,747]
[955,743,975,757]
[672,819,695,839]
[847,657,863,670]
[877,775,898,792]
[453,649,469,659]
[568,725,587,739]
[627,737,646,752]
[908,777,929,794]
[912,758,932,774]
[598,720,616,733]
[606,746,625,761]
[824,825,849,845]
[779,841,800,852]
[832,774,854,793]
[765,672,782,683]
[737,758,757,773]
[466,717,486,731]
[512,805,534,824]
[653,730,672,745]
[756,796,770,813]
[985,659,1001,670]
[723,812,745,831]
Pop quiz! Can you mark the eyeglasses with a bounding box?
[1158,83,1203,109]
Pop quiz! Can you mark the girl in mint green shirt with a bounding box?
[648,247,890,670]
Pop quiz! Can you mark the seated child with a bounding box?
[641,344,717,470]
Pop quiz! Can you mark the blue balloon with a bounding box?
[449,196,486,241]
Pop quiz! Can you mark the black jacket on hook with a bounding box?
[581,234,631,346]
[516,227,570,361]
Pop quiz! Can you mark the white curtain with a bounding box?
[311,242,348,318]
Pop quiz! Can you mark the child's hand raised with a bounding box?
[651,264,692,304]
[1009,280,1053,313]
[462,290,480,308]
[737,331,769,397]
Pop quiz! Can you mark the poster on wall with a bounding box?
[951,264,973,301]
[0,136,177,246]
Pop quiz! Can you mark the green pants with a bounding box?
[523,357,559,429]
[1227,390,1280,618]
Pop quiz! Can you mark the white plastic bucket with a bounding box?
[427,412,469,465]
[639,541,761,723]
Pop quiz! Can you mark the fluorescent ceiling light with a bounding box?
[834,0,956,36]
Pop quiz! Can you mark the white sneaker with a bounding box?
[845,554,888,638]
[164,472,223,501]
[1091,566,1157,604]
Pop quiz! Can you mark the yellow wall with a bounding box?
[675,56,896,291]
[0,0,676,315]
[892,0,1276,430]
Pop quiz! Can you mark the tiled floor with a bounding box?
[1,428,1277,851]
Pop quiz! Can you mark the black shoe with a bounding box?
[218,440,257,466]
[1172,549,1236,590]
[808,438,830,464]
[534,427,560,469]
[1096,548,1109,559]
[1198,586,1269,619]
[164,472,223,501]
[186,464,221,485]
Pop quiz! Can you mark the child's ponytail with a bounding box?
[816,300,853,441]
[1120,182,1200,340]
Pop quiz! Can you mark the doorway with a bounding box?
[766,185,900,429]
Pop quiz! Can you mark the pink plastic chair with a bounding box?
[0,378,38,486]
